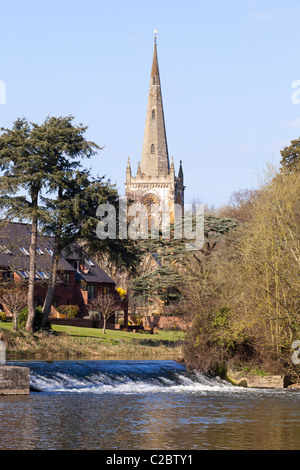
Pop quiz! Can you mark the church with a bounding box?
[125,33,185,220]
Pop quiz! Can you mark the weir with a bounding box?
[25,359,236,395]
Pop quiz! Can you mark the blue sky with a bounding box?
[1,0,300,207]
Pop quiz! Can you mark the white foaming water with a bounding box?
[29,368,245,395]
[20,359,281,396]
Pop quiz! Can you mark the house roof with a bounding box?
[0,221,115,285]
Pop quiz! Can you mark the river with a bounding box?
[0,359,299,450]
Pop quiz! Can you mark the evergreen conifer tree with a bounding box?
[0,116,100,330]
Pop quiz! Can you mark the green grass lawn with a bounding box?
[0,321,185,358]
[0,322,12,331]
[0,321,185,343]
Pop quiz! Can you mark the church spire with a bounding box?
[125,34,185,215]
[140,34,170,177]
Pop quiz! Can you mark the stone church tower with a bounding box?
[125,34,185,218]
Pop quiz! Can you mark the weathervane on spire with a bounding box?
[153,28,157,44]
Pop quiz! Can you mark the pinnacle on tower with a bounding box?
[126,156,132,184]
[170,156,175,174]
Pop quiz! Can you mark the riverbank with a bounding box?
[0,322,184,360]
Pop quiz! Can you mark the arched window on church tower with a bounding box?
[152,109,155,119]
[151,144,155,154]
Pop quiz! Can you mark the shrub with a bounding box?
[0,311,7,322]
[18,306,51,330]
[57,305,80,319]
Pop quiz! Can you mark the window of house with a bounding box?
[37,271,49,280]
[103,286,111,295]
[0,244,11,254]
[18,270,29,279]
[86,259,95,267]
[3,270,13,281]
[19,247,30,256]
[53,299,58,309]
[88,284,95,299]
[63,273,70,285]
[73,260,80,272]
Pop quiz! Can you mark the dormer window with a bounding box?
[18,270,29,279]
[37,248,44,255]
[0,245,11,254]
[19,247,30,256]
[37,271,49,280]
[46,248,53,256]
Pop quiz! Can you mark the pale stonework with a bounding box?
[0,365,30,395]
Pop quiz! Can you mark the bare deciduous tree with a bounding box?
[89,293,117,334]
[0,282,28,330]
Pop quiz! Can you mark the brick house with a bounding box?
[0,222,128,327]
